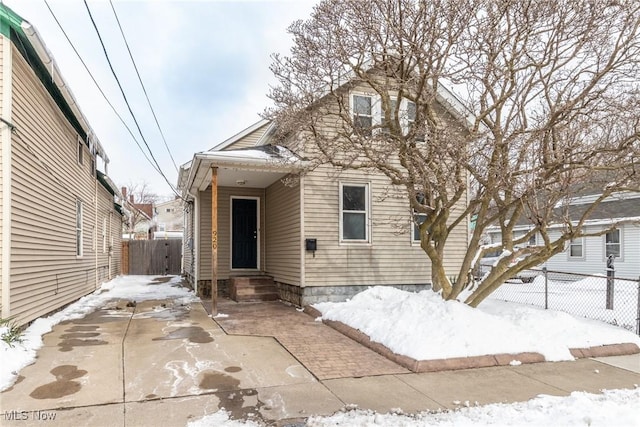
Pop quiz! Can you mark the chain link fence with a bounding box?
[488,268,640,335]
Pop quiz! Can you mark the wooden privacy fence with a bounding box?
[122,240,182,275]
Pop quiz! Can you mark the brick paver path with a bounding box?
[203,299,408,380]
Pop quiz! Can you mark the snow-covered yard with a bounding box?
[491,274,639,333]
[2,277,639,427]
[313,286,640,361]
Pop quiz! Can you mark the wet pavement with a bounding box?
[2,281,640,427]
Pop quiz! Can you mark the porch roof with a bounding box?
[179,145,306,195]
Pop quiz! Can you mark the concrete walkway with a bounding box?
[2,292,639,427]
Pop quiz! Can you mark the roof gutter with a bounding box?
[20,21,109,164]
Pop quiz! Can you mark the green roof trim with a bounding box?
[97,170,115,196]
[0,3,88,144]
[0,3,22,39]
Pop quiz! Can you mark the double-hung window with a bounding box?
[76,199,83,257]
[406,101,425,141]
[381,98,397,135]
[77,138,84,166]
[605,229,621,258]
[340,183,369,242]
[352,95,373,136]
[412,192,427,243]
[569,238,584,259]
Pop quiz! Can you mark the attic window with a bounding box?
[353,95,373,136]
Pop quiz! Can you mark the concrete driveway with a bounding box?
[2,278,640,426]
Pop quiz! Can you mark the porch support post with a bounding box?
[211,166,218,315]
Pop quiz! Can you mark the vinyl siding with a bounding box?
[182,200,194,278]
[222,122,270,150]
[9,44,101,325]
[198,186,266,280]
[302,165,468,287]
[0,35,5,313]
[95,183,122,282]
[265,176,301,284]
[541,224,640,279]
[297,82,469,288]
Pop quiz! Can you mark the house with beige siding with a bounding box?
[0,5,123,326]
[178,85,470,306]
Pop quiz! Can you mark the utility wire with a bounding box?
[108,0,179,173]
[82,0,179,197]
[43,0,163,178]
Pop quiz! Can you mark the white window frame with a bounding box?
[77,138,84,166]
[339,182,371,244]
[76,199,83,258]
[351,93,375,136]
[568,237,585,260]
[412,213,427,244]
[604,228,622,260]
[351,92,425,139]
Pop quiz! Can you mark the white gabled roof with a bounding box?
[208,119,271,152]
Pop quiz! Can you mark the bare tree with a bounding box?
[122,181,158,238]
[267,0,640,306]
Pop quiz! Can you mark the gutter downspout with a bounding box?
[1,35,13,318]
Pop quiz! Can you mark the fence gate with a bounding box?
[123,240,182,275]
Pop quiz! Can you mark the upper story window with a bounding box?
[605,229,621,258]
[351,93,425,140]
[352,95,373,136]
[77,138,84,166]
[381,98,397,135]
[340,182,370,242]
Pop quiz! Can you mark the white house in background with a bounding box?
[154,198,183,240]
[487,192,640,279]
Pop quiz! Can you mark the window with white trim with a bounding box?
[569,238,584,259]
[352,94,373,136]
[76,199,83,257]
[605,229,621,258]
[77,138,84,166]
[381,98,397,135]
[412,192,427,243]
[406,101,425,141]
[340,183,370,242]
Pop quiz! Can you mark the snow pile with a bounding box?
[314,286,640,361]
[0,275,197,391]
[187,410,263,427]
[305,388,640,427]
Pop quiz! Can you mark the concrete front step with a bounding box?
[230,275,279,302]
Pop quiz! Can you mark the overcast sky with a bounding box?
[3,0,316,199]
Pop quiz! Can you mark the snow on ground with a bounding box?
[491,274,638,332]
[0,275,198,391]
[313,286,640,361]
[188,388,640,426]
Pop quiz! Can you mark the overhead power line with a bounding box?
[82,0,179,196]
[43,0,163,177]
[108,0,179,173]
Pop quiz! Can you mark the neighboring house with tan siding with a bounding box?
[0,5,123,326]
[178,89,470,306]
